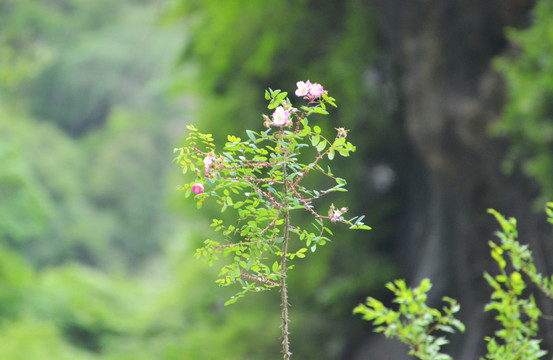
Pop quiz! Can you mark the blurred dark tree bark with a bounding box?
[356,0,553,359]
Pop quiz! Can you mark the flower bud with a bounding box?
[192,183,204,195]
[336,127,348,139]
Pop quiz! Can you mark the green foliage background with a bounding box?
[0,0,398,358]
[494,0,553,205]
[1,0,552,358]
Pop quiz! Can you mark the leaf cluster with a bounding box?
[482,208,553,360]
[356,204,553,360]
[354,278,464,360]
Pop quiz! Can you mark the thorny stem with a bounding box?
[280,144,292,359]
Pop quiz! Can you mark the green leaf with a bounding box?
[334,138,346,147]
[311,135,320,146]
[268,91,288,109]
[246,130,257,142]
[336,177,347,185]
[350,224,372,230]
[224,296,240,306]
[312,107,329,115]
[489,242,506,271]
[419,278,432,292]
[316,141,326,152]
[337,149,349,157]
[275,91,288,103]
[328,148,335,160]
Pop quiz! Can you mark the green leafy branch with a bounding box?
[355,204,553,360]
[354,278,464,360]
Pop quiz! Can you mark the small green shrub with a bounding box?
[356,202,553,360]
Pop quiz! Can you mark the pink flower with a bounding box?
[309,83,324,98]
[295,80,311,97]
[203,155,215,176]
[192,183,204,195]
[272,106,289,126]
[328,204,346,222]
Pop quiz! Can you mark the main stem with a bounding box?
[280,157,291,359]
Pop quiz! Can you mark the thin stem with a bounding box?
[280,149,292,359]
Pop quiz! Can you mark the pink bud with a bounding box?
[192,183,204,195]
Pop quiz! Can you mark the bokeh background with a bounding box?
[1,0,553,359]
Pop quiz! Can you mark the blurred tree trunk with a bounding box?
[357,0,553,359]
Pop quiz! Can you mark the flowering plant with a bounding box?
[174,81,370,359]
